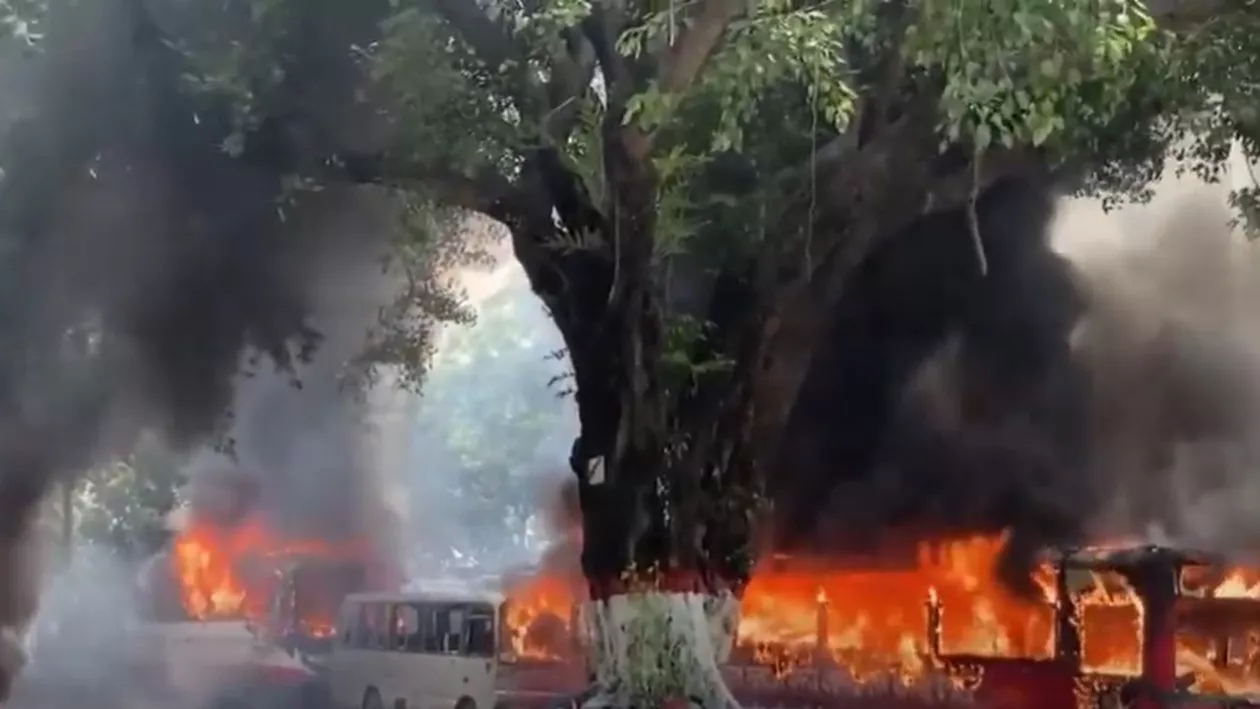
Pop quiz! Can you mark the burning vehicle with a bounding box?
[133,499,397,709]
[498,536,1260,709]
[928,544,1260,709]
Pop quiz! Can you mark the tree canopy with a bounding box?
[2,0,1255,583]
[2,1,1260,703]
[3,0,1259,594]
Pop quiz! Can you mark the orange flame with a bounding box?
[502,533,1260,695]
[170,512,372,637]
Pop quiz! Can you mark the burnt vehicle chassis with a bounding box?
[929,544,1260,709]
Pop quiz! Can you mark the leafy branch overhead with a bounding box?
[4,0,1258,453]
[199,0,1255,290]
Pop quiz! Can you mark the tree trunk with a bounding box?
[580,586,741,709]
[570,356,750,709]
[511,133,755,708]
[566,139,748,705]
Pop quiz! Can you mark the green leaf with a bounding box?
[974,123,992,151]
[1031,116,1055,146]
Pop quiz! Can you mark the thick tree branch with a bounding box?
[741,94,1048,471]
[657,0,744,94]
[616,0,745,160]
[543,30,599,144]
[309,153,523,221]
[1148,0,1256,30]
[583,4,632,100]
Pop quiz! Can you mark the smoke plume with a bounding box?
[777,164,1260,589]
[13,547,145,709]
[0,0,431,695]
[177,187,402,556]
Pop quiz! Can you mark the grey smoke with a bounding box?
[179,187,403,555]
[0,0,455,697]
[1055,175,1260,554]
[12,546,146,709]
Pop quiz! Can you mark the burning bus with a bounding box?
[926,544,1260,709]
[496,536,1260,709]
[133,500,397,709]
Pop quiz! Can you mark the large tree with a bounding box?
[7,0,1260,706]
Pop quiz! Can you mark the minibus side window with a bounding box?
[393,603,421,652]
[362,602,390,650]
[418,602,441,653]
[441,605,465,655]
[465,603,495,659]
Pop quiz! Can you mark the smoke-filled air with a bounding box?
[4,1,1260,709]
[778,163,1260,587]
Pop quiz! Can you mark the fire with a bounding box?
[172,525,250,618]
[502,573,576,659]
[736,534,1056,678]
[170,512,371,636]
[1211,570,1260,599]
[502,533,1260,695]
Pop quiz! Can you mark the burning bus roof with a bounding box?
[1040,543,1223,571]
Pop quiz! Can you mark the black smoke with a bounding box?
[0,0,389,697]
[774,178,1090,592]
[773,174,1260,593]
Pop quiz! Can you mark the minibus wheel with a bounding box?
[455,696,476,709]
[362,687,384,709]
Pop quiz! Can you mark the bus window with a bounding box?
[393,603,420,652]
[361,603,390,650]
[466,611,495,659]
[442,607,465,654]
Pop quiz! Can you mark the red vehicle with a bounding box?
[928,544,1260,709]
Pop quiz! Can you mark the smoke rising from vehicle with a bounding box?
[1055,173,1260,555]
[177,187,404,560]
[0,0,449,696]
[777,163,1260,589]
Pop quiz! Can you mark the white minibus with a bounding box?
[327,590,503,709]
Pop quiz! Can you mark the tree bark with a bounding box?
[580,588,740,709]
[503,126,750,705]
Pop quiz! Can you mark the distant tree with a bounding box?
[408,267,574,569]
[76,436,182,560]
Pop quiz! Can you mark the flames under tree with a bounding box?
[504,533,1260,699]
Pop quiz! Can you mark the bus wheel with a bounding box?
[455,697,476,709]
[362,688,384,709]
